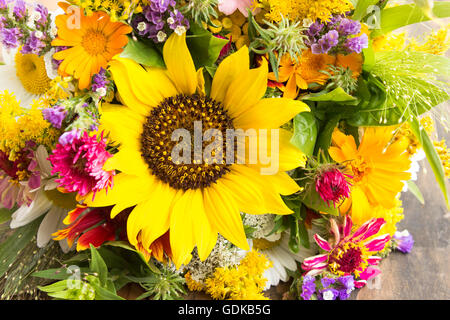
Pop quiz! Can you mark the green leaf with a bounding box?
[409,118,449,209]
[38,280,72,293]
[0,207,13,224]
[89,245,108,287]
[302,87,357,102]
[352,0,379,21]
[32,267,90,281]
[290,112,318,156]
[372,2,450,37]
[91,283,125,300]
[314,115,341,156]
[0,216,43,278]
[186,22,228,69]
[120,37,165,68]
[406,180,425,205]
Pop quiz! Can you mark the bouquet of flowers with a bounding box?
[0,0,448,301]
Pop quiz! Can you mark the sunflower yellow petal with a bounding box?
[234,98,310,129]
[163,33,197,95]
[103,147,149,177]
[223,59,268,119]
[210,46,249,103]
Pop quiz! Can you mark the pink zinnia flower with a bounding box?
[302,215,391,288]
[315,167,352,207]
[49,131,115,199]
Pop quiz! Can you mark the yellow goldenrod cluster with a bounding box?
[433,139,450,178]
[0,91,55,161]
[68,0,147,21]
[393,116,435,157]
[184,271,205,292]
[203,250,271,300]
[373,26,450,55]
[257,0,353,23]
[41,76,72,106]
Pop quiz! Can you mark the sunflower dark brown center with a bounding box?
[141,94,235,190]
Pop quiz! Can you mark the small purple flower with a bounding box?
[167,9,189,32]
[58,129,81,145]
[42,106,67,129]
[0,0,8,10]
[21,31,46,55]
[321,277,335,288]
[337,275,355,291]
[34,4,49,28]
[311,30,339,54]
[1,27,22,49]
[13,0,26,20]
[300,275,316,300]
[91,68,109,93]
[338,18,361,36]
[345,34,369,53]
[393,230,414,253]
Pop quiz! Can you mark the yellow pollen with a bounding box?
[15,52,51,95]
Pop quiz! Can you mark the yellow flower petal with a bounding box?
[163,33,197,95]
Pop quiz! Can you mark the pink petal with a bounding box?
[314,234,333,251]
[351,218,385,242]
[330,218,340,244]
[359,266,381,281]
[367,256,382,266]
[343,214,353,238]
[364,234,391,252]
[302,254,328,270]
[354,280,366,288]
[218,0,240,15]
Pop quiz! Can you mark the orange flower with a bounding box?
[268,50,336,99]
[335,52,363,78]
[51,2,132,89]
[136,231,173,263]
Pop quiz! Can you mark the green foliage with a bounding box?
[120,36,165,68]
[127,269,187,300]
[371,2,450,37]
[0,207,13,224]
[406,180,425,205]
[290,112,318,156]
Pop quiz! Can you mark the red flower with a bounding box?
[315,167,352,207]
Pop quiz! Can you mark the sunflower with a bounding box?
[51,2,132,90]
[328,127,411,225]
[85,33,309,268]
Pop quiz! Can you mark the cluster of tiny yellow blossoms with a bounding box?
[393,116,434,157]
[41,76,72,106]
[258,0,353,23]
[68,0,148,21]
[202,250,271,300]
[373,26,450,55]
[434,139,450,178]
[0,91,56,160]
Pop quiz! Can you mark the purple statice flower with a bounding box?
[13,0,26,20]
[91,68,109,94]
[300,275,316,300]
[0,16,6,30]
[167,9,189,34]
[132,15,151,37]
[58,129,81,146]
[21,31,46,55]
[1,27,22,48]
[393,230,414,253]
[336,275,355,300]
[338,18,361,36]
[321,277,335,288]
[318,288,339,300]
[149,0,175,13]
[328,14,344,27]
[311,30,339,54]
[345,34,369,53]
[42,106,67,129]
[34,4,49,28]
[0,0,8,10]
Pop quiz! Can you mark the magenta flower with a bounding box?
[315,167,352,207]
[49,131,115,199]
[302,215,391,288]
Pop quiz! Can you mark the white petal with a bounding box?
[36,145,53,177]
[37,206,66,247]
[10,190,52,228]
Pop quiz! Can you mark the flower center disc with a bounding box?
[328,242,368,276]
[141,94,235,190]
[82,29,108,56]
[15,52,51,95]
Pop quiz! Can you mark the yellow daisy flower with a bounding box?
[85,33,309,268]
[328,127,411,224]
